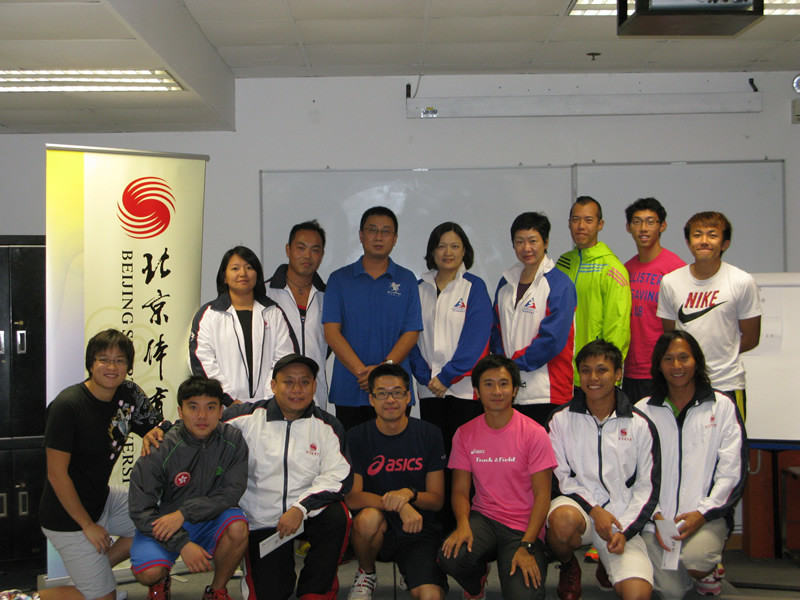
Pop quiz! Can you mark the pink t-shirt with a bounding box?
[449,410,557,536]
[624,248,686,379]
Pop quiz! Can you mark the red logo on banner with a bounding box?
[118,177,176,239]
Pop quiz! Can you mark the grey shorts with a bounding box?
[42,485,136,600]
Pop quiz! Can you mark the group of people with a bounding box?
[11,197,760,600]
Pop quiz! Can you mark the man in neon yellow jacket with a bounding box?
[556,196,631,388]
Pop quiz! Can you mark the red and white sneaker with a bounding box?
[695,566,724,596]
[463,563,490,600]
[148,575,171,600]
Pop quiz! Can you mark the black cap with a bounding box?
[272,353,319,378]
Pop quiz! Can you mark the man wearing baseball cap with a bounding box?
[224,354,353,600]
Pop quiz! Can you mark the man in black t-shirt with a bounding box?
[345,363,447,600]
[37,329,162,600]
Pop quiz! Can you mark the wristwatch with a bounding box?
[519,541,536,555]
[407,487,418,504]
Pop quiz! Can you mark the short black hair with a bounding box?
[650,331,711,398]
[570,195,603,221]
[368,363,410,392]
[360,206,398,233]
[85,329,134,375]
[177,375,224,407]
[215,245,268,303]
[471,354,521,389]
[424,221,475,270]
[684,211,732,244]
[625,197,666,224]
[575,339,622,372]
[510,212,551,245]
[288,220,326,249]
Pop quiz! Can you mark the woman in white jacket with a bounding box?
[190,246,296,405]
[409,222,493,454]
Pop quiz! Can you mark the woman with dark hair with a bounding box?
[491,212,576,426]
[636,331,747,599]
[190,245,296,405]
[408,222,493,454]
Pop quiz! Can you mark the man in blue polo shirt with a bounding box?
[323,206,423,430]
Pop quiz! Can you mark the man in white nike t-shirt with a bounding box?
[656,211,761,419]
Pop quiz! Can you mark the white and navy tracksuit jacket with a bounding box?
[491,257,577,405]
[409,264,492,400]
[548,388,661,540]
[190,292,297,405]
[222,398,352,531]
[636,383,747,531]
[266,264,330,411]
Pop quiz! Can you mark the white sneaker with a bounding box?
[347,568,378,600]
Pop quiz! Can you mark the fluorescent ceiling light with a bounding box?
[570,0,800,14]
[0,69,182,93]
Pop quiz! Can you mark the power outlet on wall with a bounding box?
[793,98,800,124]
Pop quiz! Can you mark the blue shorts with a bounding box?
[130,507,247,573]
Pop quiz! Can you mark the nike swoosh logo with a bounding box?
[678,301,727,324]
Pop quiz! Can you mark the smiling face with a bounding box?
[359,215,397,261]
[686,224,730,264]
[513,227,548,272]
[369,374,410,425]
[475,366,518,415]
[569,202,603,250]
[224,253,257,296]
[271,363,316,421]
[286,229,324,279]
[87,344,129,400]
[626,209,666,252]
[178,394,223,440]
[433,230,466,274]
[578,355,621,408]
[659,337,697,394]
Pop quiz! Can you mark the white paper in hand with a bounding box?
[655,519,682,570]
[259,522,305,558]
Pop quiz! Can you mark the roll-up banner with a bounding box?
[45,144,208,581]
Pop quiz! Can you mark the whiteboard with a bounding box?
[260,167,573,290]
[575,161,785,273]
[742,273,800,444]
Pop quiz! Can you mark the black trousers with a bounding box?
[242,501,350,600]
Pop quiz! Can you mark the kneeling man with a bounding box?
[438,355,556,600]
[345,363,448,600]
[547,340,660,600]
[129,376,249,600]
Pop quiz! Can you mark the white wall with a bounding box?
[2,71,798,300]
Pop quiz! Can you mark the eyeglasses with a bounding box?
[95,356,128,367]
[363,225,395,237]
[371,389,408,400]
[630,218,660,227]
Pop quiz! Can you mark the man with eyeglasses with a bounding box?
[622,198,685,404]
[345,363,447,600]
[37,329,163,600]
[323,205,423,430]
[223,353,352,600]
[557,196,631,393]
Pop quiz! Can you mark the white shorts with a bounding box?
[546,495,653,586]
[42,485,136,600]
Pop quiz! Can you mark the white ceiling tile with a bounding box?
[738,15,800,40]
[423,42,540,64]
[289,0,428,20]
[198,20,298,46]
[296,19,424,44]
[217,44,307,68]
[184,0,291,22]
[426,16,559,43]
[306,43,422,65]
[548,16,620,41]
[0,3,132,40]
[0,39,162,69]
[430,0,567,18]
